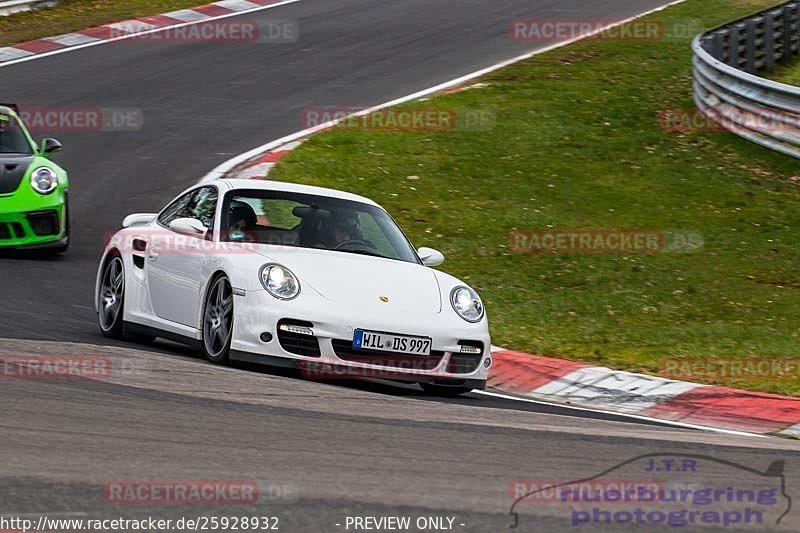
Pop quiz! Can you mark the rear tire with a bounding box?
[420,383,474,397]
[97,252,157,344]
[202,275,234,364]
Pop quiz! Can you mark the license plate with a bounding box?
[353,329,432,355]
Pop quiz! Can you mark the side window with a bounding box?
[158,187,218,229]
[190,188,218,228]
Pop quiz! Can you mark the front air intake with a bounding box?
[277,319,321,357]
[26,210,59,236]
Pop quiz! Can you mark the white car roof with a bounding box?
[218,178,381,208]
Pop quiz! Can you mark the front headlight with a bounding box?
[30,167,58,194]
[450,286,484,323]
[259,264,300,300]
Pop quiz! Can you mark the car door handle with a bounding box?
[147,249,159,261]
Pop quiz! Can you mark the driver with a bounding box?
[333,222,354,244]
[227,201,258,241]
[329,210,361,246]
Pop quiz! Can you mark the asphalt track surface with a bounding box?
[3,0,800,531]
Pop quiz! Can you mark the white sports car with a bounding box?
[96,179,491,394]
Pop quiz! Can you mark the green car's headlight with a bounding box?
[450,286,484,323]
[259,264,300,300]
[31,167,58,195]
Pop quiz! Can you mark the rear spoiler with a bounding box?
[0,103,19,114]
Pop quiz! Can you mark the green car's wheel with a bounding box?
[98,253,125,338]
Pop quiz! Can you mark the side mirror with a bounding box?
[418,247,444,267]
[40,138,62,155]
[121,213,157,228]
[169,217,207,237]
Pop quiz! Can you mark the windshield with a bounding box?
[221,189,420,264]
[0,114,33,154]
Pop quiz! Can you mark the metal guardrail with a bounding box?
[0,0,52,16]
[693,1,800,159]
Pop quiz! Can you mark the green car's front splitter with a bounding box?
[0,189,68,251]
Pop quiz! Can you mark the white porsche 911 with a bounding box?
[96,179,491,395]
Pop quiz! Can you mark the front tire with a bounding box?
[202,275,234,364]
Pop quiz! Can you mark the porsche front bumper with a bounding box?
[0,204,66,249]
[229,287,491,386]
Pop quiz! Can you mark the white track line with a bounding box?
[0,0,302,69]
[475,390,767,438]
[199,0,688,182]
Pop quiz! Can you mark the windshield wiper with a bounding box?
[338,249,392,260]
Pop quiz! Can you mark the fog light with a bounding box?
[260,332,273,343]
[483,357,492,369]
[279,324,314,336]
[459,345,482,354]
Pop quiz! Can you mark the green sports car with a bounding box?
[0,103,69,253]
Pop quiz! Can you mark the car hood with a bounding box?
[0,154,34,195]
[250,246,442,313]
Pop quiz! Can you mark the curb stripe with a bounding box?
[45,34,101,46]
[643,386,800,433]
[492,354,800,435]
[216,0,263,9]
[530,367,702,413]
[256,150,290,163]
[161,9,212,22]
[13,39,65,53]
[77,26,116,40]
[0,0,295,68]
[489,350,587,392]
[0,47,33,61]
[193,4,235,17]
[107,20,159,33]
[138,14,190,28]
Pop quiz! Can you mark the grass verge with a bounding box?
[0,0,218,47]
[764,60,800,86]
[269,0,800,396]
